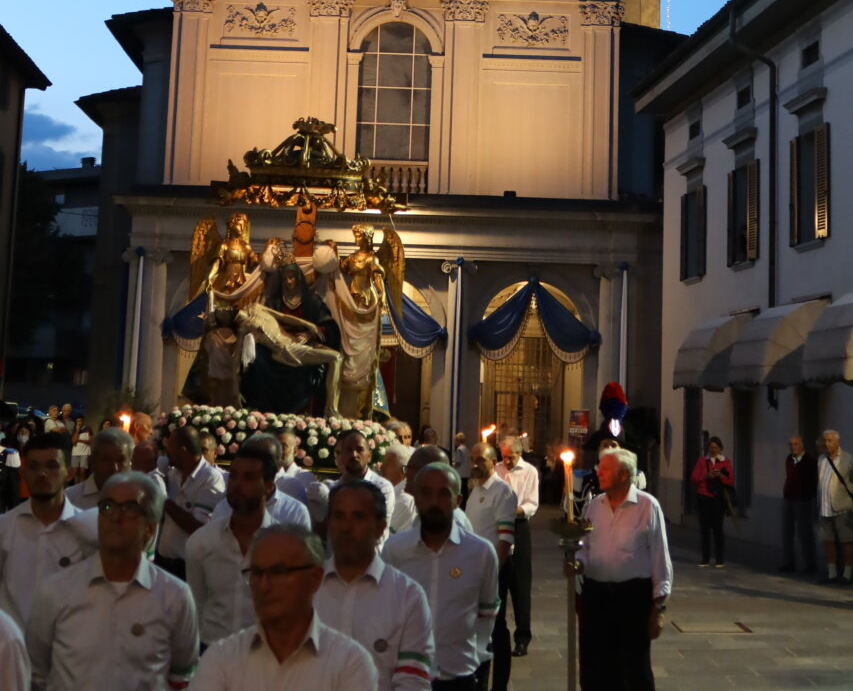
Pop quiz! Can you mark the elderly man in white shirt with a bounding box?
[157,426,225,579]
[496,435,539,658]
[0,609,29,691]
[384,463,499,691]
[188,444,285,650]
[465,443,517,691]
[316,481,433,690]
[569,448,673,691]
[191,524,379,690]
[0,433,93,628]
[381,442,416,534]
[274,431,315,504]
[211,435,310,529]
[66,428,134,510]
[27,471,199,691]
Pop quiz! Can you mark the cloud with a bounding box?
[22,111,76,145]
[20,143,98,171]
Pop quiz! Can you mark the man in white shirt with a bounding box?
[0,608,29,691]
[453,433,472,508]
[27,471,199,691]
[1,441,21,512]
[191,524,379,690]
[43,406,63,435]
[383,463,499,691]
[496,435,539,657]
[817,429,853,584]
[381,442,416,534]
[274,431,315,504]
[188,444,281,649]
[316,480,433,690]
[157,426,225,579]
[405,446,473,532]
[211,436,310,529]
[66,428,134,510]
[569,448,672,691]
[0,433,92,628]
[465,443,517,691]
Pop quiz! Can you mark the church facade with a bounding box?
[81,0,676,463]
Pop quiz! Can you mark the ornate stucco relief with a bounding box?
[440,0,489,22]
[496,12,568,46]
[225,3,297,36]
[579,2,625,26]
[308,0,355,17]
[173,0,214,12]
[389,0,408,19]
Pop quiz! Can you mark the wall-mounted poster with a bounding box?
[568,409,589,437]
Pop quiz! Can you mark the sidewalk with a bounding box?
[507,506,853,690]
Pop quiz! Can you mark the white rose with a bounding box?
[318,448,329,459]
[221,432,232,444]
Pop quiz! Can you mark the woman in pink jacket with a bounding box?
[691,436,735,567]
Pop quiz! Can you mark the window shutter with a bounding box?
[815,123,830,239]
[698,185,707,276]
[746,160,759,260]
[727,170,735,267]
[789,137,799,246]
[680,193,688,280]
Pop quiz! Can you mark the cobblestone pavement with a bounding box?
[507,506,853,690]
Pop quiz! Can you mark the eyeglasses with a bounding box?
[241,563,316,586]
[97,500,146,519]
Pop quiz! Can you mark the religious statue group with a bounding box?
[182,205,404,420]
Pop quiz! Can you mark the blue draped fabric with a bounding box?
[468,278,600,363]
[162,292,208,350]
[386,287,447,358]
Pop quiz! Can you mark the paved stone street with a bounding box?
[507,506,853,690]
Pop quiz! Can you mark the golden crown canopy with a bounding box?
[212,116,406,214]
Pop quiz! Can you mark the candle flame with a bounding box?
[480,424,496,443]
[560,450,575,465]
[119,413,131,426]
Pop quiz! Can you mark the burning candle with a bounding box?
[560,450,575,522]
[119,413,132,433]
[481,424,496,444]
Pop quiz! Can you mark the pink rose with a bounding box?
[226,420,237,430]
[229,442,239,454]
[327,436,337,447]
[177,417,187,427]
[215,426,226,436]
[330,420,341,430]
[303,457,314,467]
[216,444,226,456]
[296,448,307,459]
[368,439,376,450]
[296,420,307,431]
[259,420,268,430]
[247,417,258,430]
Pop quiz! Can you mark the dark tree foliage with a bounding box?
[8,163,62,348]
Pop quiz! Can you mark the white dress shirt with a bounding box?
[0,609,29,691]
[315,556,433,691]
[578,485,673,600]
[495,458,539,519]
[390,481,417,535]
[64,475,100,510]
[211,489,310,529]
[27,554,199,691]
[453,445,471,479]
[186,512,277,645]
[190,613,379,691]
[465,474,517,548]
[382,525,499,681]
[159,459,226,559]
[0,498,91,627]
[275,465,314,504]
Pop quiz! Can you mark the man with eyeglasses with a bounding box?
[0,433,93,628]
[191,524,379,690]
[27,471,199,691]
[315,481,433,690]
[188,444,302,650]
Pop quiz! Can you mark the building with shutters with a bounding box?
[636,0,853,548]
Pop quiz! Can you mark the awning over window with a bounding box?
[672,314,753,391]
[802,292,853,385]
[728,300,827,389]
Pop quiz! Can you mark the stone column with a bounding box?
[307,0,354,133]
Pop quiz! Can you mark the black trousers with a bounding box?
[507,518,532,647]
[476,561,512,691]
[433,675,478,691]
[696,494,725,564]
[579,578,654,691]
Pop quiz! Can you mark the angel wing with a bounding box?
[189,216,221,300]
[376,227,405,316]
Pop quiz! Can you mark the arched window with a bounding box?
[357,22,431,162]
